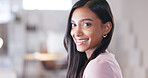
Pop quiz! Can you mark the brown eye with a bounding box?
[83,23,92,27]
[71,23,76,27]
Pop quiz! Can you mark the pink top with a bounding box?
[83,51,123,78]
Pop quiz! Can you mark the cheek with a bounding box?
[86,29,103,41]
[83,28,95,36]
[84,28,98,36]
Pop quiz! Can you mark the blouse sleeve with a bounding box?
[83,60,115,78]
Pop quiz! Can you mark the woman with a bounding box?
[64,0,123,78]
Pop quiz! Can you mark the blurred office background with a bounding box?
[0,0,147,78]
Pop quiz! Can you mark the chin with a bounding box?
[76,47,86,52]
[77,50,85,52]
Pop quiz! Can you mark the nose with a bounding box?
[73,26,83,37]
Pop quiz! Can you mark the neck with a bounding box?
[85,47,97,59]
[86,49,108,59]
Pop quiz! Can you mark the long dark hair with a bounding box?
[64,0,114,78]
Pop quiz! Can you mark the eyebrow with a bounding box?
[71,18,93,23]
[80,19,93,22]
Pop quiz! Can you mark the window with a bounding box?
[0,0,11,23]
[23,0,72,10]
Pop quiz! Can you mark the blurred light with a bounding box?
[33,52,41,59]
[23,0,72,10]
[0,0,11,24]
[24,52,63,61]
[0,38,3,48]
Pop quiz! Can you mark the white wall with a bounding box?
[121,0,148,68]
[109,0,148,78]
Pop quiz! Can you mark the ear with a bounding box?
[103,22,112,35]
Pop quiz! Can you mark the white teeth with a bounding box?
[77,39,87,42]
[75,39,88,45]
[83,42,86,44]
[82,40,87,41]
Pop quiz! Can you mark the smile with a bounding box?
[75,38,89,45]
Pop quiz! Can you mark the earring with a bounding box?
[103,34,107,38]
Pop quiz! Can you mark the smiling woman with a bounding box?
[64,0,123,78]
[70,7,107,58]
[23,0,72,10]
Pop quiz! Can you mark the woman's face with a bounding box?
[71,7,106,53]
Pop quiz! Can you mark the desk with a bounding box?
[23,52,67,78]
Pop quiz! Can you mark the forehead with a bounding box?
[71,7,99,21]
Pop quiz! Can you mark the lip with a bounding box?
[75,38,89,45]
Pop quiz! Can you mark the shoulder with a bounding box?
[84,53,114,78]
[83,52,122,78]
